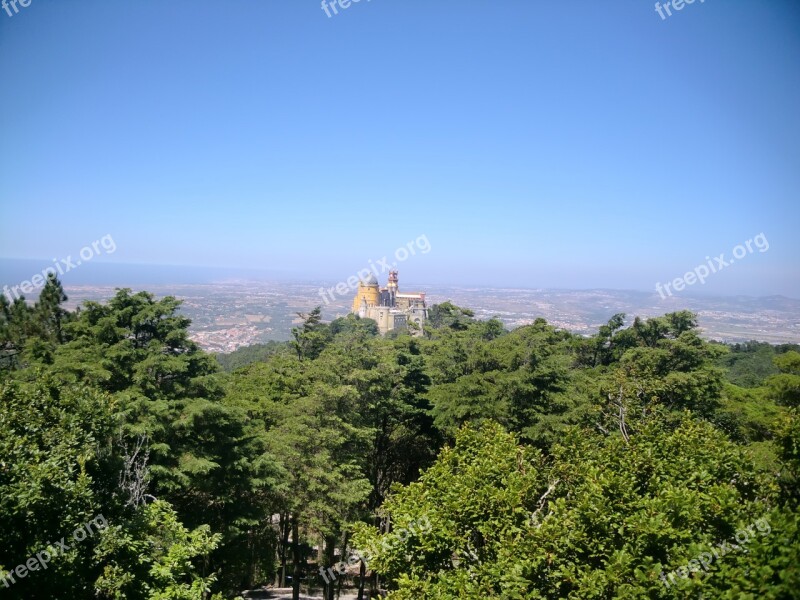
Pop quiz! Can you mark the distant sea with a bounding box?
[0,259,294,290]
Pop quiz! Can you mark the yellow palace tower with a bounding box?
[351,270,427,335]
[351,273,381,313]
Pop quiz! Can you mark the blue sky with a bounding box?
[1,0,798,296]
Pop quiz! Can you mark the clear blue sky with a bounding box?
[1,0,798,296]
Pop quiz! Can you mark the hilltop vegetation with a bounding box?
[215,340,288,372]
[0,279,797,599]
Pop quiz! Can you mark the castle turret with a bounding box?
[386,270,398,307]
[351,273,380,312]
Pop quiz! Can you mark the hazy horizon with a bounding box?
[1,257,798,302]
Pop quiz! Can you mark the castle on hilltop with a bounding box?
[351,271,427,335]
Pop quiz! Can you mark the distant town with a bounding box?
[61,281,800,353]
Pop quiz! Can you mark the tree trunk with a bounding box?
[276,512,289,587]
[335,569,343,600]
[292,516,301,600]
[357,558,366,600]
[324,534,336,600]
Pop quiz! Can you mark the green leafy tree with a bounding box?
[0,379,117,598]
[426,302,476,333]
[329,314,379,338]
[355,418,797,599]
[766,350,800,407]
[0,378,221,600]
[775,409,800,502]
[426,318,588,447]
[576,313,626,367]
[215,340,288,372]
[716,341,782,388]
[94,500,222,600]
[35,273,70,345]
[0,295,36,372]
[2,287,279,596]
[291,307,331,361]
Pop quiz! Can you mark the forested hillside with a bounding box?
[1,277,797,599]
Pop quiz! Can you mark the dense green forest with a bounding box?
[1,275,798,599]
